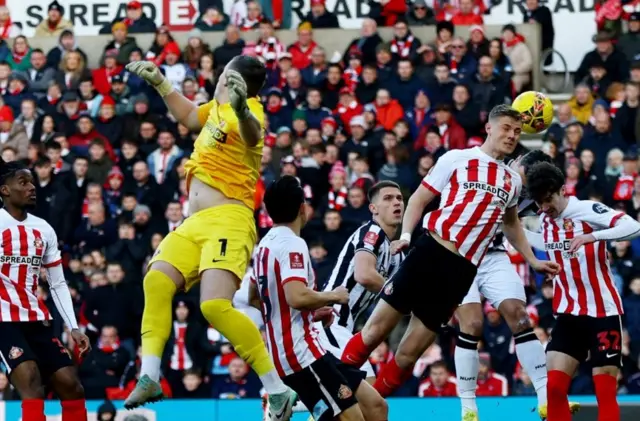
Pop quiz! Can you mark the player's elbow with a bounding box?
[285,291,309,311]
[354,270,380,292]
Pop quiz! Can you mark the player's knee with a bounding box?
[370,394,388,417]
[395,349,419,368]
[460,318,484,336]
[61,381,85,400]
[200,298,231,319]
[14,365,44,398]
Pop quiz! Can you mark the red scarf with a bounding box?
[12,48,27,64]
[328,187,348,211]
[81,198,89,219]
[343,66,361,91]
[0,18,13,39]
[390,35,415,58]
[266,101,282,114]
[504,33,526,48]
[98,338,121,354]
[595,0,622,27]
[564,179,577,197]
[449,57,459,74]
[123,17,134,27]
[414,108,425,126]
[614,173,636,201]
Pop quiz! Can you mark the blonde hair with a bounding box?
[60,51,86,77]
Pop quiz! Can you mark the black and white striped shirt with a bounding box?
[487,197,538,253]
[323,221,403,332]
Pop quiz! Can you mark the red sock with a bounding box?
[373,358,414,397]
[593,374,620,421]
[61,399,87,421]
[22,399,45,421]
[547,370,572,421]
[341,332,374,368]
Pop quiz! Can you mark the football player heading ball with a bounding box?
[512,91,554,134]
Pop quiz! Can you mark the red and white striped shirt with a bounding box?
[422,148,522,266]
[539,198,625,318]
[252,226,324,377]
[0,209,61,322]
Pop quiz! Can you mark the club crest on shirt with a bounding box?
[338,384,353,400]
[503,172,512,190]
[8,346,23,360]
[364,231,379,246]
[289,252,304,269]
[563,219,574,232]
[33,237,44,249]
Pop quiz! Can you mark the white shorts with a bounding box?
[461,251,527,308]
[314,322,376,378]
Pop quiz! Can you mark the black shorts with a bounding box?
[547,314,623,368]
[282,353,364,421]
[380,233,477,332]
[0,321,73,379]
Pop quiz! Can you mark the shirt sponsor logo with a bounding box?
[0,255,42,267]
[462,182,509,203]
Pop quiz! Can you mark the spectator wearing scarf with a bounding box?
[0,6,21,40]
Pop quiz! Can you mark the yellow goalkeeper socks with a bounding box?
[200,298,275,377]
[140,270,177,381]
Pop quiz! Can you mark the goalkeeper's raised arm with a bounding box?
[126,61,203,132]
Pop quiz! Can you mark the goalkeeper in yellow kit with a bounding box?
[123,57,297,421]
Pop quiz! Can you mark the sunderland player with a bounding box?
[0,160,91,421]
[318,181,405,381]
[123,58,297,418]
[454,150,576,421]
[524,162,640,421]
[250,176,388,421]
[340,105,560,397]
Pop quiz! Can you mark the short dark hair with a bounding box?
[525,162,565,203]
[74,156,89,164]
[430,360,448,371]
[44,140,61,151]
[520,150,553,173]
[309,144,326,154]
[228,55,267,98]
[32,48,44,55]
[34,156,51,168]
[488,104,522,123]
[263,175,304,224]
[368,180,401,202]
[0,159,28,197]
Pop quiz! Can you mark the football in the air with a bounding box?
[511,91,554,134]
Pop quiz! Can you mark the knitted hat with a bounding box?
[292,109,306,121]
[321,117,337,129]
[329,161,346,179]
[101,96,116,107]
[112,21,127,33]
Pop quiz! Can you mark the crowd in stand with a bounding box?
[0,0,639,403]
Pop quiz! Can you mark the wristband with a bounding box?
[400,233,411,243]
[154,78,174,97]
[235,105,252,121]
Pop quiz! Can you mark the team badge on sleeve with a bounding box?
[289,252,304,269]
[8,346,23,360]
[337,384,353,400]
[364,231,379,246]
[592,203,610,214]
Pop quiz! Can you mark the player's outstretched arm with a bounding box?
[126,61,203,132]
[46,264,91,355]
[503,206,559,276]
[394,184,437,253]
[227,69,262,146]
[283,282,349,311]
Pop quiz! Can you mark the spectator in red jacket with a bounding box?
[334,87,363,132]
[378,0,408,27]
[419,103,467,150]
[374,88,404,130]
[288,21,318,70]
[418,360,458,397]
[68,114,116,161]
[451,0,484,26]
[92,49,124,96]
[476,353,509,397]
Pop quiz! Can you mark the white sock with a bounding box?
[260,369,288,395]
[514,329,548,407]
[455,333,480,415]
[140,355,162,382]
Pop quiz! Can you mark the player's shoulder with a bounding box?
[569,198,612,216]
